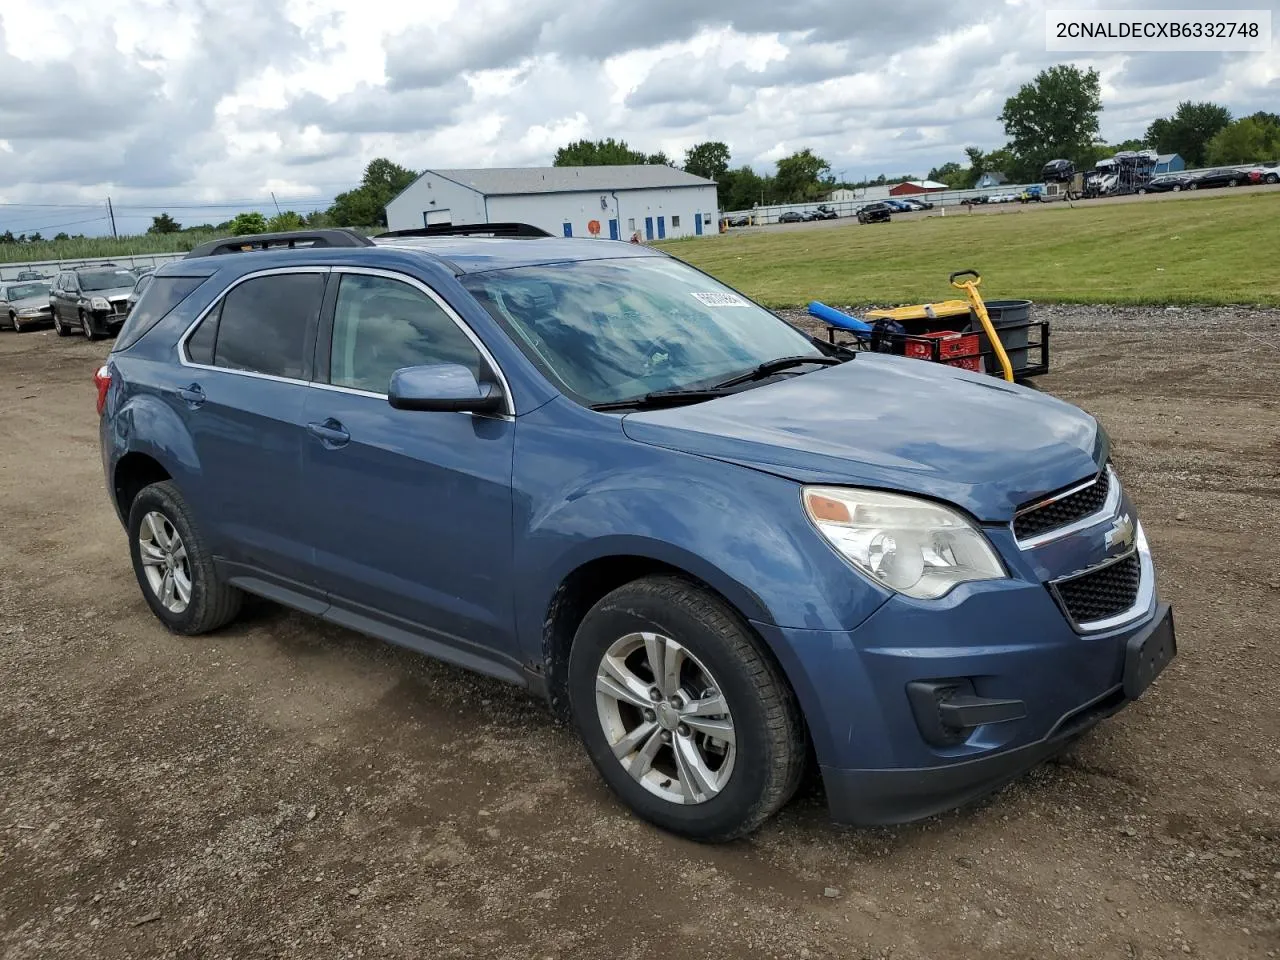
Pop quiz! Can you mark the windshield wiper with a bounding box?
[590,387,732,412]
[711,354,844,390]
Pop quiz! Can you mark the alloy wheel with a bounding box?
[137,511,192,613]
[80,313,92,338]
[594,631,736,805]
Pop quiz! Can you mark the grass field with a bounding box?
[0,231,220,265]
[659,192,1280,307]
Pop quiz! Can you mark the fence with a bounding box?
[0,252,186,283]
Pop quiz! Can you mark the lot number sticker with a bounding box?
[692,291,749,307]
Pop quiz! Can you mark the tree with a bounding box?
[1206,115,1280,165]
[683,141,731,183]
[718,165,768,210]
[327,157,418,228]
[553,138,647,166]
[927,161,967,188]
[645,151,671,166]
[773,148,831,202]
[53,232,69,242]
[999,64,1103,181]
[0,231,11,244]
[1144,101,1232,168]
[148,212,182,234]
[303,209,332,228]
[268,210,306,232]
[228,212,269,236]
[28,232,43,243]
[1109,138,1149,153]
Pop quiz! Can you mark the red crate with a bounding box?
[904,330,980,360]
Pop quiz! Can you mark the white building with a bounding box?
[385,166,720,241]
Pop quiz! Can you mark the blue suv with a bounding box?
[98,225,1175,841]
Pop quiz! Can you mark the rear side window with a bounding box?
[185,273,324,380]
[112,275,208,352]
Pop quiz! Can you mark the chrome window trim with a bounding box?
[326,266,515,418]
[1049,522,1155,633]
[1015,464,1121,550]
[177,265,330,389]
[176,265,515,418]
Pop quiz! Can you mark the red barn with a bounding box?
[888,180,949,196]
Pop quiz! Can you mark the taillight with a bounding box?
[94,364,111,416]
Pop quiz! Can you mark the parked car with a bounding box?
[126,271,154,315]
[14,269,48,281]
[808,205,839,220]
[726,215,751,227]
[777,211,805,223]
[962,194,990,205]
[98,226,1174,842]
[1246,163,1279,185]
[50,265,137,339]
[856,202,892,223]
[1137,173,1192,194]
[881,200,914,212]
[1185,168,1246,190]
[988,192,1019,204]
[0,279,54,332]
[1018,186,1044,203]
[900,198,935,211]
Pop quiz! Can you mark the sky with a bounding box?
[0,0,1276,237]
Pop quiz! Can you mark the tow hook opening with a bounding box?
[906,679,1026,747]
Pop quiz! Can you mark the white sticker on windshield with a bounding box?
[691,291,749,307]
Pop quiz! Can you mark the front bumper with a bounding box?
[752,573,1174,826]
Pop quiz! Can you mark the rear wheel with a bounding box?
[53,312,69,336]
[1188,182,1198,191]
[1267,173,1279,184]
[1172,185,1182,192]
[128,481,242,635]
[568,576,806,842]
[1228,178,1238,187]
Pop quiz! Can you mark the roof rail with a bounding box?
[375,222,553,240]
[184,228,375,259]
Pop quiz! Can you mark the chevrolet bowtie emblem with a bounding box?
[1105,513,1135,552]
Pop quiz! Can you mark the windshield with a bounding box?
[462,256,821,406]
[79,269,136,292]
[6,282,49,300]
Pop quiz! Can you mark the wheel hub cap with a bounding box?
[594,631,736,805]
[137,511,192,614]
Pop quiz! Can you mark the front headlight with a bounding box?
[90,296,111,310]
[803,486,1007,599]
[17,308,42,317]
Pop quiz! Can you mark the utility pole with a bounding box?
[107,197,118,239]
[270,191,282,215]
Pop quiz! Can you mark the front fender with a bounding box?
[511,401,891,664]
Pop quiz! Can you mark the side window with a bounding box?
[186,306,217,365]
[328,274,483,394]
[212,273,324,379]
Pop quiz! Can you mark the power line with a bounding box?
[0,215,110,234]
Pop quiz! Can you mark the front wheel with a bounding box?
[80,311,101,340]
[1266,173,1279,184]
[128,481,242,635]
[9,313,21,333]
[568,576,806,842]
[1137,188,1147,195]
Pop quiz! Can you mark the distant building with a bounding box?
[385,165,719,241]
[974,171,1008,189]
[825,188,860,202]
[888,179,950,196]
[1154,153,1185,174]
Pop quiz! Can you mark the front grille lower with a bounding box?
[1053,551,1141,626]
[1014,468,1111,541]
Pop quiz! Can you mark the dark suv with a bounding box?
[857,202,892,224]
[51,265,138,339]
[97,226,1173,841]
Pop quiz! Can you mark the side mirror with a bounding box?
[388,363,505,414]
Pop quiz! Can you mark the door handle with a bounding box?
[178,384,205,408]
[307,418,350,448]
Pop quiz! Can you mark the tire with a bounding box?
[568,575,806,842]
[1189,183,1198,191]
[8,313,20,333]
[1137,188,1147,195]
[80,311,101,341]
[52,312,68,336]
[1267,173,1279,184]
[1228,179,1238,187]
[127,480,242,635]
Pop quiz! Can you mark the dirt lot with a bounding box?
[2,307,1278,960]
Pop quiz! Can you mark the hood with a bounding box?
[92,287,135,300]
[621,355,1103,522]
[9,294,51,310]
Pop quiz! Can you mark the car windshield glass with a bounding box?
[79,270,135,291]
[462,256,822,406]
[6,282,49,300]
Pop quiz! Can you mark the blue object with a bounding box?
[100,234,1172,835]
[807,300,872,333]
[657,216,666,239]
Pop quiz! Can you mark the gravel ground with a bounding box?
[1,306,1278,960]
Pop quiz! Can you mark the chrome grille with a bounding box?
[1052,551,1141,627]
[1014,468,1111,542]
